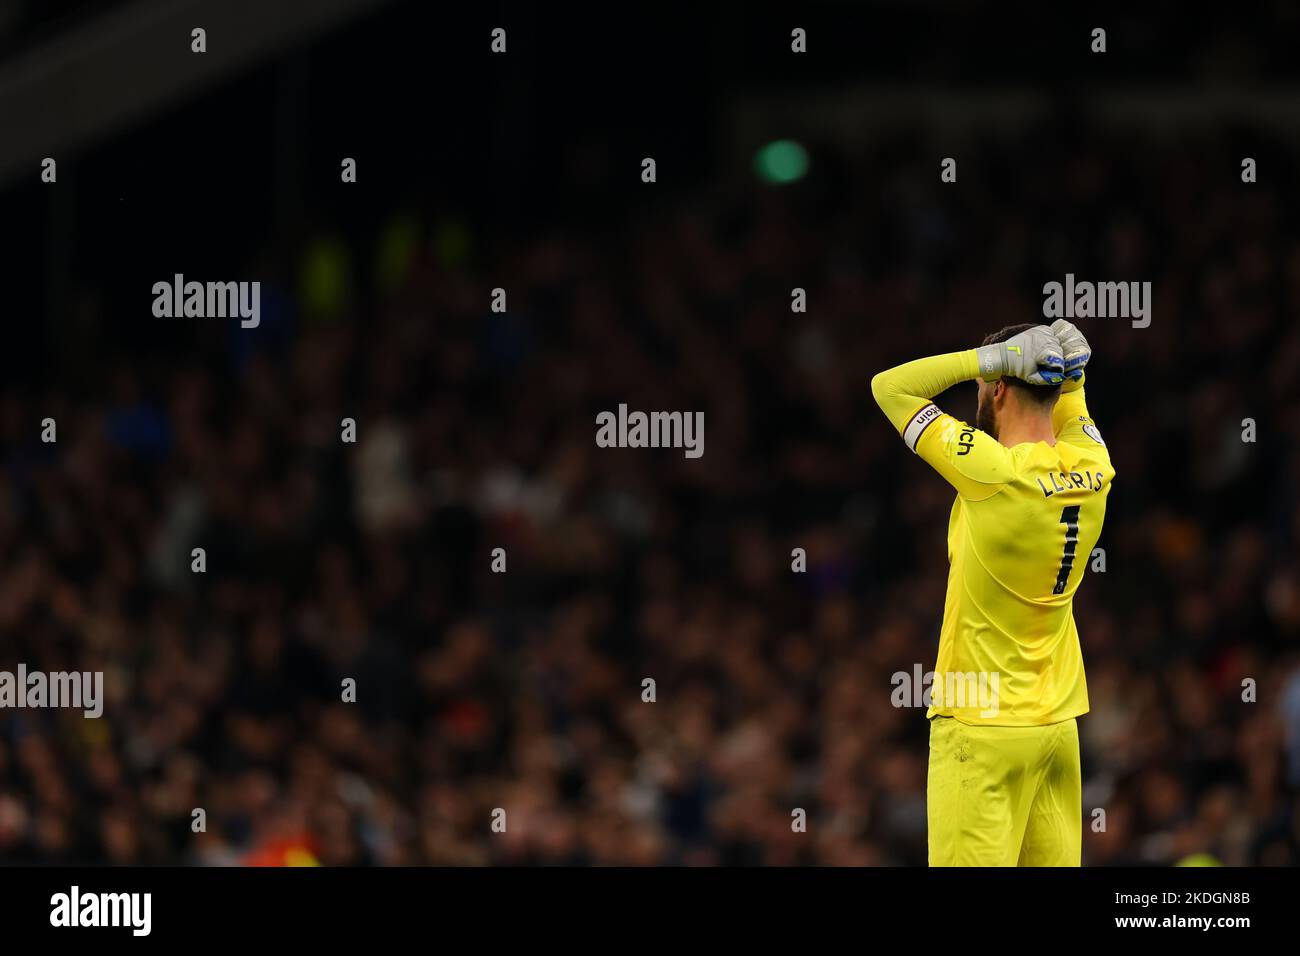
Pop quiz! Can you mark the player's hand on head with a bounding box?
[1049,319,1091,382]
[977,324,1065,386]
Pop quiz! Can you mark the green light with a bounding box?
[754,140,809,184]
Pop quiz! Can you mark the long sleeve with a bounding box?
[1052,373,1090,440]
[871,349,1014,500]
[871,349,982,436]
[1050,371,1114,472]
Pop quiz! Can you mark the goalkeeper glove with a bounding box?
[975,324,1065,386]
[1050,319,1091,382]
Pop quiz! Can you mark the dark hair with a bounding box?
[980,323,1061,405]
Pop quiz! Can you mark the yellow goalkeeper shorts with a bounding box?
[927,715,1082,866]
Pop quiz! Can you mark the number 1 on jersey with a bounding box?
[1053,505,1081,595]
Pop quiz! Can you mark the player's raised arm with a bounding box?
[1048,320,1105,450]
[1051,375,1091,441]
[869,349,981,441]
[871,326,1065,500]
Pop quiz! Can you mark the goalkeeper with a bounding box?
[870,320,1113,866]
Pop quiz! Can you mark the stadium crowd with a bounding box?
[0,124,1298,866]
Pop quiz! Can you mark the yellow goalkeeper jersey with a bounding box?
[871,349,1113,726]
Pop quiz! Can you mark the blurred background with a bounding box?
[0,0,1297,865]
